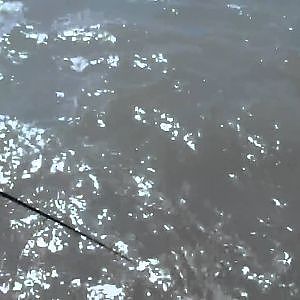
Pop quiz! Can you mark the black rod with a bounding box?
[0,191,133,263]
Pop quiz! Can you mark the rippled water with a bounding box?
[1,0,300,299]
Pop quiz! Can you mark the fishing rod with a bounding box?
[0,191,134,263]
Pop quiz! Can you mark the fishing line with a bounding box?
[0,191,134,263]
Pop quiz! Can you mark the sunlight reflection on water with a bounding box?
[1,0,300,299]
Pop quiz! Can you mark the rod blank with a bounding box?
[0,191,133,263]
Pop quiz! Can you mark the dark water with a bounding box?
[1,0,300,299]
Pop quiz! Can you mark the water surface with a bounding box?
[0,0,300,299]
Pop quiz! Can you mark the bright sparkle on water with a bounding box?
[1,0,300,298]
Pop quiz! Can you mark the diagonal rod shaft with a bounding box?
[0,191,133,263]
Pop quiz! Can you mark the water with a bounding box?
[0,0,300,299]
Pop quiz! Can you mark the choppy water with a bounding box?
[1,0,300,299]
